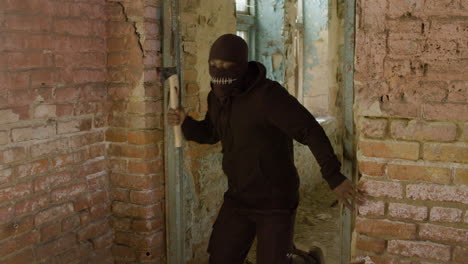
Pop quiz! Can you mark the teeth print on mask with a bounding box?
[211,77,237,85]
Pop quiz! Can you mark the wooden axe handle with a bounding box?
[168,74,183,148]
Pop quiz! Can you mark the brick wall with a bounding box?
[354,0,468,263]
[0,0,164,263]
[0,0,112,263]
[105,0,165,263]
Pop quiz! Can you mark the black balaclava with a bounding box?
[209,34,249,102]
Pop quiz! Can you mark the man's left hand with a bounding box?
[332,179,365,211]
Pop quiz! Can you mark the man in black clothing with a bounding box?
[168,34,363,264]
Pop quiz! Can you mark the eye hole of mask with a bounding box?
[209,59,236,69]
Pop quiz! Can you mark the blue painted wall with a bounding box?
[255,0,285,84]
[303,0,329,94]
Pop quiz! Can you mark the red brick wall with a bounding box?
[0,0,164,263]
[0,0,112,263]
[105,0,165,263]
[354,0,468,263]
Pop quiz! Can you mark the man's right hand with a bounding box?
[168,108,186,126]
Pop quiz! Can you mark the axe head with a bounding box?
[158,67,178,82]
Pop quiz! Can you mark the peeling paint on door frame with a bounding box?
[162,0,186,263]
[341,0,356,263]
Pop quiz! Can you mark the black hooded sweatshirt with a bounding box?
[181,61,346,210]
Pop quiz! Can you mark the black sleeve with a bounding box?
[181,94,220,145]
[264,84,347,190]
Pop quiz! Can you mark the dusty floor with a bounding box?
[246,181,341,264]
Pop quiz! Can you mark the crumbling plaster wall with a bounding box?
[353,1,468,263]
[179,1,236,263]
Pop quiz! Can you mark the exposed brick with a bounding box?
[358,199,385,216]
[15,159,49,179]
[0,204,14,223]
[454,246,468,264]
[52,153,75,168]
[111,217,132,232]
[430,207,463,223]
[0,230,40,257]
[112,201,162,219]
[358,178,403,199]
[359,140,419,160]
[14,194,49,216]
[106,129,127,142]
[36,233,77,260]
[390,120,457,142]
[40,223,62,242]
[418,81,450,102]
[358,161,386,177]
[0,168,13,185]
[462,123,468,142]
[407,183,468,204]
[5,14,51,32]
[388,203,428,221]
[51,182,88,202]
[0,109,20,125]
[419,223,468,244]
[127,130,163,145]
[57,119,93,134]
[110,173,162,189]
[387,240,451,262]
[387,163,451,184]
[448,81,467,103]
[112,245,136,261]
[127,160,163,174]
[115,231,164,249]
[34,171,73,192]
[355,235,386,254]
[12,124,55,142]
[1,248,36,264]
[61,215,80,233]
[77,220,110,241]
[31,138,69,158]
[35,203,74,226]
[92,232,114,249]
[355,217,417,239]
[7,52,53,70]
[455,168,468,185]
[90,202,111,220]
[34,104,56,118]
[132,218,164,232]
[360,118,387,138]
[423,143,468,163]
[0,147,27,164]
[108,144,160,159]
[423,103,468,122]
[0,131,8,145]
[79,210,91,226]
[0,216,34,242]
[0,182,33,203]
[388,0,424,18]
[69,132,104,149]
[111,188,129,202]
[129,188,164,205]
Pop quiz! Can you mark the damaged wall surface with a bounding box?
[0,0,112,263]
[0,0,165,263]
[353,0,468,263]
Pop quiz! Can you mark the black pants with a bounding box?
[208,200,296,264]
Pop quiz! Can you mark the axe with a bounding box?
[159,66,183,148]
